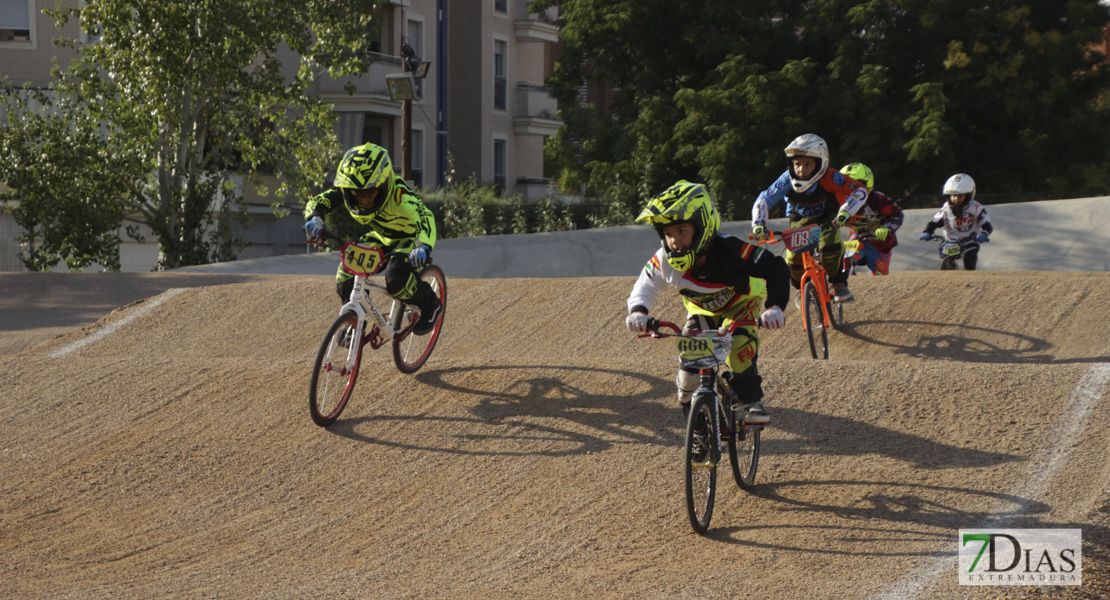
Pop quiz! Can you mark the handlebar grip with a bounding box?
[646,317,660,333]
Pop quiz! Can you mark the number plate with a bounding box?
[843,239,861,258]
[781,224,821,253]
[676,335,732,369]
[340,242,386,276]
[941,242,962,257]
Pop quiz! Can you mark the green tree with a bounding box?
[0,0,381,271]
[541,0,1110,213]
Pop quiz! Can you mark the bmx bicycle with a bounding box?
[639,317,766,534]
[753,224,846,360]
[923,234,989,270]
[307,230,447,427]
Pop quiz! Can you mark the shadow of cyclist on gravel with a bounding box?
[327,365,682,455]
[698,479,1052,553]
[764,406,1020,469]
[835,319,1066,363]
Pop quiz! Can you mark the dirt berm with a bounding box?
[2,271,1109,599]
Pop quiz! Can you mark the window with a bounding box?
[0,0,32,43]
[493,39,507,110]
[368,20,382,54]
[494,0,507,13]
[493,138,506,187]
[407,19,424,98]
[78,0,101,43]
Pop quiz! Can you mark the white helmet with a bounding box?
[942,173,976,200]
[784,134,829,193]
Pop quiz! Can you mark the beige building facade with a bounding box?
[0,0,563,271]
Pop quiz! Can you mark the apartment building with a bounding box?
[0,0,562,271]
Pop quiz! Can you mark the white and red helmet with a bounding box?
[784,133,830,193]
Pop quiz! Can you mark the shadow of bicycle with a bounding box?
[326,364,681,455]
[835,318,1110,364]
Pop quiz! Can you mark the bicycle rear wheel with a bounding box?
[685,393,718,534]
[392,265,447,374]
[728,422,761,490]
[827,294,844,331]
[309,312,363,427]
[803,280,829,360]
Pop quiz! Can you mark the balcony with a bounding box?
[513,82,561,136]
[314,53,406,111]
[514,0,558,42]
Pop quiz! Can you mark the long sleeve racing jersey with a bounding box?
[627,234,790,319]
[751,169,869,225]
[923,201,993,243]
[304,176,437,250]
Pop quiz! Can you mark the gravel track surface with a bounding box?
[1,271,1108,599]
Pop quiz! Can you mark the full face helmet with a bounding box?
[839,162,875,192]
[635,180,721,271]
[784,133,830,193]
[943,173,976,217]
[334,143,396,225]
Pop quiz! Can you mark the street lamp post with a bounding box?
[398,41,430,184]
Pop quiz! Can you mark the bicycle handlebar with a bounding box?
[639,317,763,339]
[308,229,414,260]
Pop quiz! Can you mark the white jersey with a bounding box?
[928,200,992,242]
[626,241,767,318]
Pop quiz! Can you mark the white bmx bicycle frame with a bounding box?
[337,274,407,365]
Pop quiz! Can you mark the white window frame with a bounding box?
[492,136,507,186]
[0,0,37,49]
[493,37,508,111]
[406,17,425,98]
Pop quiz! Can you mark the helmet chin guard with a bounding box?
[635,180,721,271]
[784,133,830,193]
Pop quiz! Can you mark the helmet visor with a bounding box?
[343,180,390,216]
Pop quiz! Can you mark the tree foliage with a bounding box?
[0,0,382,270]
[539,0,1110,216]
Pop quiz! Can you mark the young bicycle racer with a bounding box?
[751,134,869,302]
[303,143,441,335]
[919,173,994,270]
[837,163,905,276]
[625,180,791,425]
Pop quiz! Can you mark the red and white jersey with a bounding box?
[927,200,992,242]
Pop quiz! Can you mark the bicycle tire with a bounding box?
[827,297,844,331]
[940,257,958,270]
[392,264,447,374]
[728,421,761,490]
[803,280,829,360]
[685,393,717,534]
[309,311,363,427]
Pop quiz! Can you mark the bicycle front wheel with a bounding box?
[309,312,363,427]
[685,393,718,534]
[728,422,761,490]
[392,265,447,374]
[940,257,958,270]
[803,280,829,360]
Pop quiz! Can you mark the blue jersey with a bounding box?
[751,170,868,224]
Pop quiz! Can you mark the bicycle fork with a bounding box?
[694,370,721,469]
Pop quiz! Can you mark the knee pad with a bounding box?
[385,269,419,300]
[676,369,699,404]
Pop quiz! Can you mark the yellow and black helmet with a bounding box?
[839,162,875,191]
[334,143,395,224]
[635,180,721,271]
